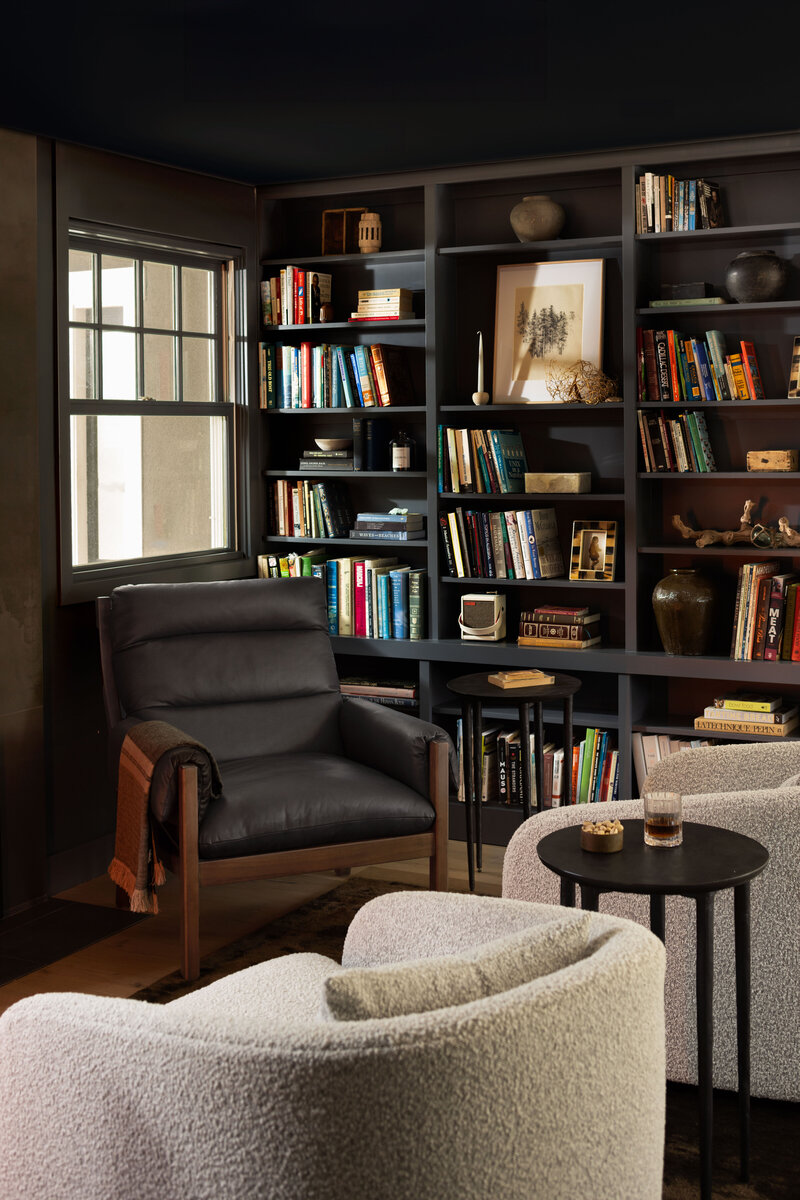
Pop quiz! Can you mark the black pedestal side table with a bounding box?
[446,671,581,891]
[537,820,769,1200]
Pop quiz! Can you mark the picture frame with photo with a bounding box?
[493,259,605,403]
[569,519,618,582]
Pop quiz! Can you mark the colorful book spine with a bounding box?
[389,569,410,639]
[740,341,766,399]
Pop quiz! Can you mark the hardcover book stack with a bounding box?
[694,693,799,738]
[517,606,601,650]
[349,288,415,322]
[261,268,332,326]
[637,408,716,472]
[631,732,713,791]
[638,329,765,404]
[635,174,724,233]
[730,566,800,662]
[348,511,426,542]
[298,445,353,472]
[259,341,414,409]
[338,677,418,710]
[439,507,564,579]
[438,426,528,493]
[269,478,354,539]
[456,723,619,809]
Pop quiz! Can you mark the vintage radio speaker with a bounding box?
[458,592,506,641]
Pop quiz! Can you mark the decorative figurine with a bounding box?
[357,212,382,253]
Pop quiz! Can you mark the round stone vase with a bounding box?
[509,194,565,242]
[652,568,718,656]
[725,249,788,303]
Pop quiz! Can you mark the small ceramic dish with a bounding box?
[314,438,352,451]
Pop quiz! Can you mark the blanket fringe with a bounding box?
[108,857,160,915]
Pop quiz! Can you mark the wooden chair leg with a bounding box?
[179,764,200,981]
[429,739,450,891]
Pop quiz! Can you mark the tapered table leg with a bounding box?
[461,700,475,893]
[560,878,576,907]
[580,884,600,912]
[734,883,751,1182]
[472,700,483,872]
[650,893,666,943]
[696,892,715,1200]
[518,701,531,821]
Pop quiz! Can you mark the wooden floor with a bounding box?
[0,841,504,1017]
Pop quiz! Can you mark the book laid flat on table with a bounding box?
[488,669,555,689]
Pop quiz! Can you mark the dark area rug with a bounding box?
[133,877,798,1199]
[0,897,148,986]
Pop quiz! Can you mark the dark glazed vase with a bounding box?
[652,568,718,656]
[509,195,566,242]
[725,250,788,303]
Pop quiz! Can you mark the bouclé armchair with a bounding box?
[97,578,452,979]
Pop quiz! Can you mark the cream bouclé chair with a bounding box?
[0,891,666,1200]
[503,740,800,1102]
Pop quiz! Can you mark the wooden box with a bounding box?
[524,472,591,493]
[746,450,798,472]
[321,207,367,256]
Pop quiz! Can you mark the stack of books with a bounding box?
[635,175,724,233]
[298,446,354,472]
[349,288,415,322]
[440,507,564,580]
[349,511,425,542]
[637,408,716,472]
[694,693,799,738]
[438,426,528,493]
[260,268,332,326]
[259,341,414,408]
[730,565,800,662]
[517,606,600,650]
[638,330,764,404]
[338,677,418,709]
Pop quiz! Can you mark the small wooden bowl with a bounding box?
[580,828,624,854]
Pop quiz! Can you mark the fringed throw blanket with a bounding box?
[109,720,222,914]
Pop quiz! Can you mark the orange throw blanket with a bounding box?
[109,720,221,914]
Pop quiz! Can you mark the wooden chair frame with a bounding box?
[97,597,449,980]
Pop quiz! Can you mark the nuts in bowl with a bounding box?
[580,817,624,853]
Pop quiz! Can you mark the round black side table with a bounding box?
[446,671,581,891]
[537,820,769,1200]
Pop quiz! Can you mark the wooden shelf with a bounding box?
[439,402,624,414]
[637,471,800,480]
[435,702,620,728]
[439,491,624,502]
[633,716,799,743]
[264,535,429,547]
[637,399,799,411]
[263,319,425,332]
[264,406,423,416]
[440,576,626,589]
[637,300,800,315]
[639,545,800,558]
[261,249,425,267]
[264,469,426,479]
[635,221,800,245]
[439,235,622,257]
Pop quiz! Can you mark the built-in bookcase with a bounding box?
[256,132,800,846]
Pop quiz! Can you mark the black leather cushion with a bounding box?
[198,752,435,859]
[108,578,343,760]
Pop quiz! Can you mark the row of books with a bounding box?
[517,606,601,651]
[456,724,619,808]
[730,565,800,663]
[261,551,426,639]
[637,408,716,472]
[261,268,332,326]
[269,478,354,539]
[258,341,414,408]
[438,426,528,493]
[635,175,724,234]
[631,732,714,792]
[439,507,564,580]
[338,677,419,710]
[349,288,415,322]
[694,692,799,738]
[638,329,764,404]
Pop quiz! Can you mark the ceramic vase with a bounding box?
[725,250,788,303]
[509,195,565,243]
[652,568,718,656]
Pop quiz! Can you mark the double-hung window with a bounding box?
[63,226,247,598]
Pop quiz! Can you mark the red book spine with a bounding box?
[791,596,800,661]
[571,746,580,805]
[353,561,367,637]
[740,340,766,400]
[296,269,306,325]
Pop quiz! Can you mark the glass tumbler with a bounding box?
[643,791,683,848]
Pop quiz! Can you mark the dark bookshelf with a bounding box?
[256,129,800,840]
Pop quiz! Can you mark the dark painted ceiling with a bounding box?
[2,1,798,185]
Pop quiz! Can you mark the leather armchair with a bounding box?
[97,577,452,979]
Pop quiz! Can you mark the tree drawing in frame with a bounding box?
[513,283,583,383]
[494,260,604,403]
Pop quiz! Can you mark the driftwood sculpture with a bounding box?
[673,502,800,548]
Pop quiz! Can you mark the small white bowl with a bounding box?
[315,438,352,451]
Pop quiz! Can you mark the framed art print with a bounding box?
[569,519,617,582]
[493,259,605,403]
